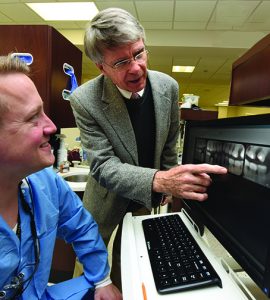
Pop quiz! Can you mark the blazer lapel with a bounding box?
[148,72,171,168]
[101,77,138,164]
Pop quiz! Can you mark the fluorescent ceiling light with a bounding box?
[172,66,195,73]
[26,2,98,21]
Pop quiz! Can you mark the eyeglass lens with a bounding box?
[113,49,148,70]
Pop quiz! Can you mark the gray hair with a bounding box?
[0,54,30,122]
[84,7,146,63]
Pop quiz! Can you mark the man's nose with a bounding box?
[44,114,57,135]
[128,59,141,72]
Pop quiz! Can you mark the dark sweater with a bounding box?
[124,80,156,168]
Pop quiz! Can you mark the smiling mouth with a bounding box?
[40,142,50,148]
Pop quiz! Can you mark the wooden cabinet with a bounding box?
[180,108,218,121]
[229,33,270,106]
[49,239,76,282]
[0,25,82,128]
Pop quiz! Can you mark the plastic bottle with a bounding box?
[56,134,68,168]
[82,149,88,163]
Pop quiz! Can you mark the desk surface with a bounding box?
[121,212,250,300]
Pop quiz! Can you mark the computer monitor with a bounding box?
[182,113,270,298]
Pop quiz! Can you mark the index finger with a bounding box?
[187,163,227,175]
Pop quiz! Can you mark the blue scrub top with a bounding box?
[0,168,110,299]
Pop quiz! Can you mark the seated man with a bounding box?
[0,54,122,300]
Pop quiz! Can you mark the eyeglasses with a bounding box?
[103,49,148,71]
[0,181,40,300]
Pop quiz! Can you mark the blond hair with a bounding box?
[0,54,30,74]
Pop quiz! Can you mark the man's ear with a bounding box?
[96,63,106,75]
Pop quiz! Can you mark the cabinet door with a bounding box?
[0,25,82,128]
[49,27,82,128]
[0,25,50,110]
[229,33,270,106]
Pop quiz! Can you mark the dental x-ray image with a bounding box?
[244,145,270,188]
[204,140,244,175]
[205,140,223,166]
[222,142,245,176]
[193,137,270,188]
[194,138,207,162]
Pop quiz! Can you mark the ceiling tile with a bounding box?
[75,20,90,29]
[141,21,172,30]
[173,72,192,80]
[48,21,82,30]
[209,0,259,26]
[248,1,270,22]
[148,55,173,66]
[0,3,43,22]
[211,73,231,83]
[0,11,13,23]
[95,1,137,16]
[191,71,213,81]
[174,1,216,22]
[59,29,85,45]
[236,21,270,31]
[196,57,227,71]
[207,22,233,30]
[151,65,173,75]
[173,57,200,65]
[23,0,57,2]
[0,0,20,2]
[174,21,207,30]
[136,1,174,22]
[216,59,235,74]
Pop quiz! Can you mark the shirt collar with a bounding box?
[116,86,144,100]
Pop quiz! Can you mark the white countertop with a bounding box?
[58,166,89,192]
[121,212,251,300]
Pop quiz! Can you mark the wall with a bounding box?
[218,106,270,119]
[61,127,80,150]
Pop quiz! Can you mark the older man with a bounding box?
[70,8,227,290]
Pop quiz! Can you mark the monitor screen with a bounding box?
[182,114,270,297]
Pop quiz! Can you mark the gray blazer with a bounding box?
[70,70,179,239]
